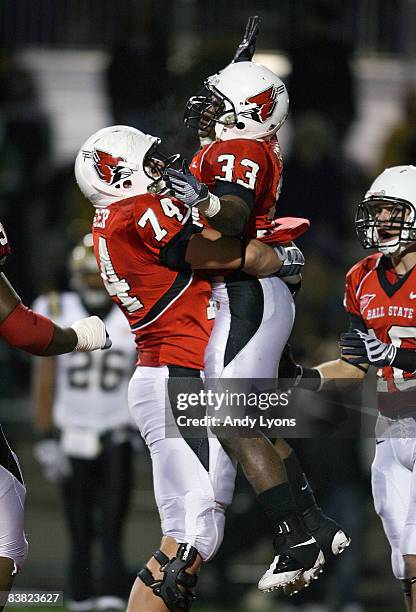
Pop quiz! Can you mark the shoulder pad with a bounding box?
[346,253,381,283]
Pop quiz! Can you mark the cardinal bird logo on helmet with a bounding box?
[242,84,285,123]
[83,149,133,185]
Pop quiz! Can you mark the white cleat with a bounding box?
[258,549,324,593]
[331,529,351,555]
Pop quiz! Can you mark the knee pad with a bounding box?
[138,543,198,611]
[184,492,226,561]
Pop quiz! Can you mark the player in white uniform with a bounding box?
[32,235,136,612]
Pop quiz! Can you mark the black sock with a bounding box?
[284,451,319,514]
[257,482,298,534]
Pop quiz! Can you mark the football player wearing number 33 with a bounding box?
[163,53,351,594]
[281,165,416,612]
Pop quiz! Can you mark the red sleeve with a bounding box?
[0,302,54,354]
[191,139,271,198]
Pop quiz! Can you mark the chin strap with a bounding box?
[138,543,199,611]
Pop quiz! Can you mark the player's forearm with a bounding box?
[41,325,78,355]
[243,239,282,276]
[284,357,366,393]
[185,231,281,274]
[198,195,249,236]
[0,274,78,355]
[315,358,367,390]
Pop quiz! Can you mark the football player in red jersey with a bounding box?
[281,165,416,611]
[160,56,352,592]
[0,222,110,609]
[74,124,302,612]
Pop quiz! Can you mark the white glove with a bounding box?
[71,315,111,352]
[33,438,72,482]
[274,244,305,278]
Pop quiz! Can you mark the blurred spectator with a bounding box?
[378,85,416,170]
[276,113,366,354]
[32,236,137,612]
[0,53,52,303]
[0,53,53,394]
[287,0,356,143]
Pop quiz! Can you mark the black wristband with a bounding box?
[340,356,368,373]
[392,348,416,373]
[298,367,322,391]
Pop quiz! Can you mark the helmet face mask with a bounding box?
[144,148,183,194]
[184,62,289,142]
[355,166,416,256]
[356,198,416,254]
[184,84,234,133]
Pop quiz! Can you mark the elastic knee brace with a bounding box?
[138,543,198,611]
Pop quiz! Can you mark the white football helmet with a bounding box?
[356,165,416,255]
[75,125,162,208]
[184,61,289,141]
[69,234,109,309]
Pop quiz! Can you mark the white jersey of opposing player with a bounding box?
[33,292,136,433]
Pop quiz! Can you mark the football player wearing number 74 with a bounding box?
[280,165,416,612]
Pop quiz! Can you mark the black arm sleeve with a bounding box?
[212,181,255,212]
[159,217,203,272]
[392,349,416,374]
[348,313,367,333]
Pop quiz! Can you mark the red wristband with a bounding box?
[0,302,54,354]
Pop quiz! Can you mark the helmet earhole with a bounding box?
[236,122,245,130]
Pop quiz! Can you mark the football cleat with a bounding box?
[302,506,351,560]
[258,516,324,592]
[283,508,351,596]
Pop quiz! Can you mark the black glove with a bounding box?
[340,329,396,367]
[232,16,260,63]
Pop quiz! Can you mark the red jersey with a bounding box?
[92,194,213,369]
[344,252,416,412]
[190,137,283,238]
